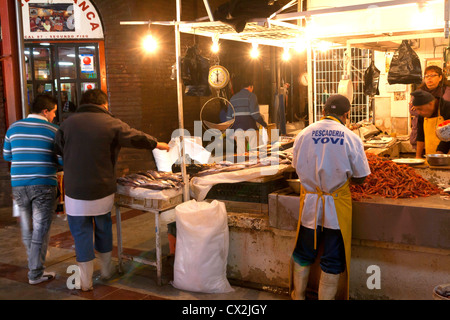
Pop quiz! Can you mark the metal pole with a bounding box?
[307,45,314,124]
[203,0,215,21]
[175,0,190,201]
[446,0,450,39]
[115,205,124,274]
[15,0,28,118]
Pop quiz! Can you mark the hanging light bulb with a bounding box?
[282,47,291,61]
[304,16,317,40]
[143,34,157,52]
[413,1,434,30]
[211,34,220,53]
[317,41,332,52]
[294,37,306,53]
[143,21,157,53]
[250,43,259,59]
[211,42,219,53]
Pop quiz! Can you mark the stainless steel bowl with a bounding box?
[426,154,450,166]
[286,179,301,194]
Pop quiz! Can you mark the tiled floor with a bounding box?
[0,207,288,301]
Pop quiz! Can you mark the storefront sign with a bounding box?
[21,0,104,40]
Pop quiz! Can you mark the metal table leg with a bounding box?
[115,205,124,274]
[154,210,162,286]
[113,201,174,286]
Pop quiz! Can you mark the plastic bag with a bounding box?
[214,0,281,33]
[388,40,422,85]
[172,199,234,293]
[181,45,211,97]
[152,137,211,172]
[364,60,380,96]
[260,127,268,145]
[152,139,180,172]
[436,119,450,141]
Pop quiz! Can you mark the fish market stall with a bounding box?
[116,0,450,298]
[114,171,184,286]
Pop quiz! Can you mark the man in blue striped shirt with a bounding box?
[3,94,62,285]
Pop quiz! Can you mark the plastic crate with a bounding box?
[206,177,288,204]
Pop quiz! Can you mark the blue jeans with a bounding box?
[293,225,346,274]
[67,213,113,262]
[12,185,57,281]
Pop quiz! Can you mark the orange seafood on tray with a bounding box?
[350,152,442,201]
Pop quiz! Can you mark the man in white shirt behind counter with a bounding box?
[290,94,370,300]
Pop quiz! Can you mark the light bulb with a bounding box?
[211,42,219,53]
[143,34,157,52]
[250,43,259,59]
[317,41,331,52]
[282,48,291,61]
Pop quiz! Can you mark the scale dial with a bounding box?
[300,72,309,86]
[208,65,230,89]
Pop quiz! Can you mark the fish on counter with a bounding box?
[193,153,293,178]
[117,170,184,190]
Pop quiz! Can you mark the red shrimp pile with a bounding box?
[350,153,442,201]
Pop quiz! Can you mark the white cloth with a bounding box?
[292,118,370,230]
[65,193,115,216]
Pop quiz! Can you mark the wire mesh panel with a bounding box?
[313,47,371,123]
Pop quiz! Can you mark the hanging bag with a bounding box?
[387,40,422,84]
[364,60,381,96]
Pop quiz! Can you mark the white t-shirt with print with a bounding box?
[292,118,370,230]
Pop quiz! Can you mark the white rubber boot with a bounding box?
[291,262,310,300]
[97,251,116,280]
[78,260,94,291]
[318,271,340,300]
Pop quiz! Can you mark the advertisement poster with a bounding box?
[22,0,104,40]
[80,54,94,73]
[83,83,96,91]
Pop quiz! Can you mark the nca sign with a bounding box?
[21,0,104,40]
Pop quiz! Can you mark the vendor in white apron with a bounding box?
[411,89,450,158]
[290,94,370,300]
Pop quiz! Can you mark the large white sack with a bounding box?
[172,199,234,293]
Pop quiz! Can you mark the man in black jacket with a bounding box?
[55,89,169,291]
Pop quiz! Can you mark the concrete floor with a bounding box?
[0,207,289,301]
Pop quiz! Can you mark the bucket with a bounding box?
[433,283,450,300]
